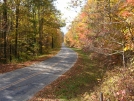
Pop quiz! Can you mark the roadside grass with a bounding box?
[29,48,107,101]
[54,48,106,100]
[29,48,134,101]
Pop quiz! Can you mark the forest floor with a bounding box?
[0,49,60,74]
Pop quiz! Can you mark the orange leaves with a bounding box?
[120,0,134,18]
[77,23,87,33]
[65,0,134,61]
[80,12,87,19]
[78,33,86,39]
[126,0,134,4]
[121,11,132,17]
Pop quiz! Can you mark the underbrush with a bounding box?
[80,52,134,101]
[81,67,134,101]
[10,48,60,63]
[0,48,60,64]
[55,49,134,101]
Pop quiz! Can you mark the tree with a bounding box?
[0,0,64,63]
[65,0,134,67]
[3,0,8,62]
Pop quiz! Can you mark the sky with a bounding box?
[54,0,86,34]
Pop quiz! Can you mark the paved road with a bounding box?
[0,45,77,101]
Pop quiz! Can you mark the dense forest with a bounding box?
[64,0,134,100]
[0,0,64,63]
[65,0,134,67]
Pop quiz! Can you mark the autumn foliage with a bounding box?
[0,0,64,63]
[65,0,134,100]
[65,0,134,67]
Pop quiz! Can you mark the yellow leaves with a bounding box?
[124,46,130,51]
[124,30,134,51]
[124,44,133,51]
[126,15,134,24]
[124,43,133,51]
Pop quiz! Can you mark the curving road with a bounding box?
[0,44,77,101]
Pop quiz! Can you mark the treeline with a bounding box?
[0,0,64,63]
[65,0,134,67]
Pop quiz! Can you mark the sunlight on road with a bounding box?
[0,45,78,101]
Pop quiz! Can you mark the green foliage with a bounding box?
[0,0,63,63]
[54,49,106,100]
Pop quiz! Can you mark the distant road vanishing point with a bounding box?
[0,44,78,101]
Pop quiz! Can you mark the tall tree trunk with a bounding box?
[15,2,19,58]
[38,6,43,54]
[32,8,37,43]
[108,0,111,22]
[52,34,54,48]
[3,0,8,62]
[39,18,43,54]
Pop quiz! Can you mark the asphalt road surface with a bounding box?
[0,45,77,101]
